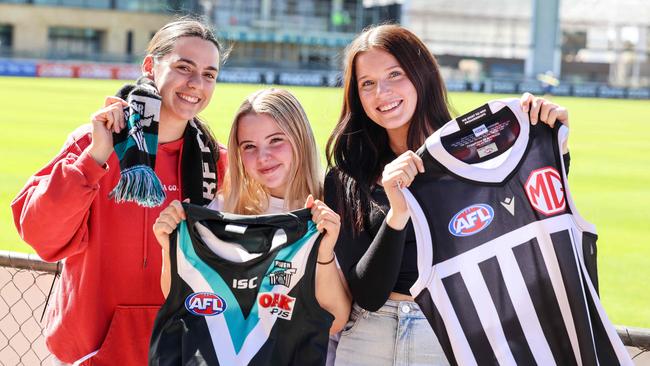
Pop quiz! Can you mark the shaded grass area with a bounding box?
[1,77,648,327]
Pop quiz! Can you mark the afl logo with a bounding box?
[448,204,494,237]
[185,292,227,316]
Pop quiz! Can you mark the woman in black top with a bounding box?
[324,24,571,365]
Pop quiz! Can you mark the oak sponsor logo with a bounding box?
[258,292,295,320]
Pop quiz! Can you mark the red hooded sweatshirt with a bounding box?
[11,124,226,365]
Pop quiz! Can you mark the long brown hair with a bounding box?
[222,88,323,215]
[146,17,230,161]
[326,24,453,232]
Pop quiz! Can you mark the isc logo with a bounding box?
[232,277,258,289]
[258,292,295,320]
[525,167,566,216]
[185,292,227,316]
[448,204,494,237]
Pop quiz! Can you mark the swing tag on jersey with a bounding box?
[456,103,493,131]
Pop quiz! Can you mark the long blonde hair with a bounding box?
[221,88,323,215]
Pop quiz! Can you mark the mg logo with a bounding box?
[525,167,566,216]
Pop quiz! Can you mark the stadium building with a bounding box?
[0,0,648,96]
[0,0,198,63]
[403,0,650,88]
[0,0,376,84]
[204,0,365,85]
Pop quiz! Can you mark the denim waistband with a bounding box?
[353,299,427,320]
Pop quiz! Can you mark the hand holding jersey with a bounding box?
[154,199,189,298]
[154,200,187,249]
[381,151,425,230]
[521,92,570,154]
[521,92,569,128]
[304,195,341,264]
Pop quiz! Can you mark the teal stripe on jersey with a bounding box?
[178,220,318,354]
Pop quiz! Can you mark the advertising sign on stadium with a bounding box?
[573,84,598,97]
[0,60,37,77]
[487,80,518,94]
[445,80,469,92]
[518,81,544,95]
[37,63,76,78]
[550,84,572,96]
[217,69,262,84]
[114,65,141,80]
[627,88,650,99]
[77,64,113,79]
[598,86,626,98]
[278,72,324,86]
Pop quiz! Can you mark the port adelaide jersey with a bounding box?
[402,99,631,366]
[149,204,333,366]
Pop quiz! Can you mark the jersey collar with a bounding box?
[425,98,530,183]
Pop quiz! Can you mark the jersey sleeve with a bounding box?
[11,125,108,262]
[324,170,407,312]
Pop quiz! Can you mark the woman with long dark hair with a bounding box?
[325,24,569,365]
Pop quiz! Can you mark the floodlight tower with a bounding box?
[525,0,561,79]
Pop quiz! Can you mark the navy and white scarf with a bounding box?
[110,77,218,207]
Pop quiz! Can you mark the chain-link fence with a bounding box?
[0,251,58,366]
[0,250,648,365]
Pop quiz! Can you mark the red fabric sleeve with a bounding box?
[10,126,108,262]
[216,143,228,190]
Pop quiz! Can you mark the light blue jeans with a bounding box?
[334,300,449,366]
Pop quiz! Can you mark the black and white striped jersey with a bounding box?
[149,204,333,366]
[403,99,631,366]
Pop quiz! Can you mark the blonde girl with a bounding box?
[154,88,351,334]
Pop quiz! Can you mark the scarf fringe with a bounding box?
[109,165,166,207]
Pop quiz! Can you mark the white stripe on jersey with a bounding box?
[404,207,596,366]
[429,271,478,366]
[463,265,518,365]
[534,223,584,365]
[496,248,556,365]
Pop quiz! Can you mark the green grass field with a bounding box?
[1,76,649,328]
